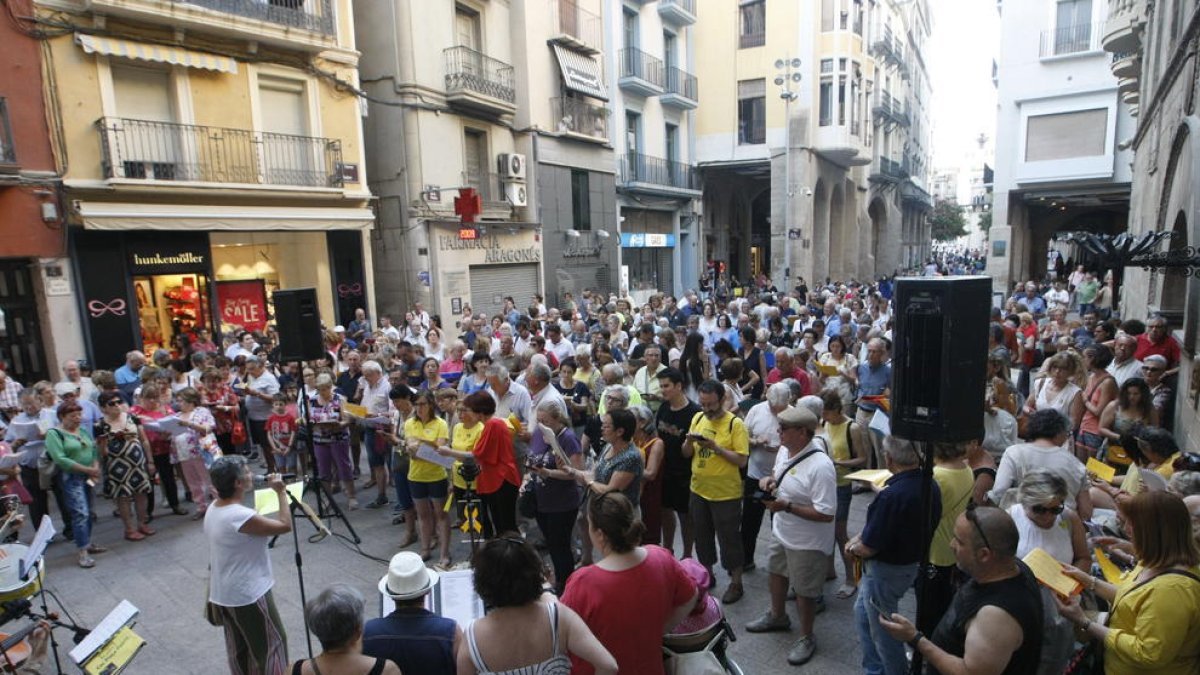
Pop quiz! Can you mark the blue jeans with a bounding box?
[855,559,918,675]
[60,472,92,550]
[392,454,413,513]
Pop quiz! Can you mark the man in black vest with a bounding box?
[877,505,1043,675]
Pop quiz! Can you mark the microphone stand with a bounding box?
[282,487,314,659]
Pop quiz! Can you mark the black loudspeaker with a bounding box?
[273,288,325,362]
[891,277,991,442]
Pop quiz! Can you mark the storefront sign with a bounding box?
[620,233,676,248]
[216,280,268,333]
[563,245,602,258]
[437,233,542,263]
[126,233,210,275]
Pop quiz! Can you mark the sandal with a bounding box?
[836,584,858,600]
[438,557,452,568]
[124,530,145,542]
[138,525,156,536]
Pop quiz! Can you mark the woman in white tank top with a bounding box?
[1007,471,1090,569]
[1025,353,1084,430]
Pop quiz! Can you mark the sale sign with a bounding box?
[215,280,268,333]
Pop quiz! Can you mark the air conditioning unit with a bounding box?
[505,181,528,207]
[497,153,526,181]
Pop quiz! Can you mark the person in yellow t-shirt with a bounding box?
[683,380,750,605]
[403,391,451,566]
[1056,491,1200,675]
[923,441,975,633]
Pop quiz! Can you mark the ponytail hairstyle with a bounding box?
[587,492,645,553]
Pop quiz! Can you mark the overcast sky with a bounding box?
[927,0,1001,169]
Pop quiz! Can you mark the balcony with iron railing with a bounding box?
[1039,21,1104,58]
[444,46,517,116]
[552,97,609,142]
[872,91,910,128]
[901,181,933,209]
[86,0,336,51]
[618,48,665,97]
[872,27,904,67]
[660,66,698,109]
[739,3,766,48]
[618,152,700,196]
[0,98,16,172]
[658,0,696,25]
[869,156,907,184]
[96,117,344,188]
[549,0,603,54]
[1103,0,1147,54]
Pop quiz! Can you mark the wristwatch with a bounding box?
[907,631,924,649]
[783,501,793,514]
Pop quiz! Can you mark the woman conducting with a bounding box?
[205,456,292,675]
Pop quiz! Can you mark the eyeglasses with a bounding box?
[964,501,992,551]
[1030,503,1065,516]
[1141,366,1163,373]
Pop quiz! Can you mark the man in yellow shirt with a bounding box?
[684,380,750,604]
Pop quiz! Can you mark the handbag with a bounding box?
[230,418,248,446]
[38,430,61,490]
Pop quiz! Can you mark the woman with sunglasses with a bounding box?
[1054,491,1200,675]
[1007,471,1090,569]
[95,391,155,541]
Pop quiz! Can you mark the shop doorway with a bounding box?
[0,262,48,382]
[133,273,211,355]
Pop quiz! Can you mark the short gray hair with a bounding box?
[774,347,793,359]
[485,364,510,380]
[602,385,630,409]
[883,436,921,467]
[209,455,248,499]
[602,363,625,381]
[766,382,792,408]
[1016,471,1068,507]
[527,362,552,384]
[797,395,824,419]
[536,398,570,426]
[1168,470,1200,497]
[362,360,383,376]
[629,404,656,434]
[306,584,364,651]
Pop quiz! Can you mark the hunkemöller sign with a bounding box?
[131,252,207,266]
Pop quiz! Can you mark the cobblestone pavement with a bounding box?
[19,476,913,674]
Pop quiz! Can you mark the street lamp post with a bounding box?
[775,57,801,291]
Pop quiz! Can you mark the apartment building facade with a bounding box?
[29,0,372,368]
[694,0,932,288]
[1109,0,1200,448]
[987,0,1134,293]
[607,0,702,301]
[357,0,543,326]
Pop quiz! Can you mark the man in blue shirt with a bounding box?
[1009,282,1046,317]
[854,338,892,469]
[364,552,459,674]
[113,351,145,403]
[846,438,940,675]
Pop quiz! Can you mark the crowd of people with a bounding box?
[3,270,1200,674]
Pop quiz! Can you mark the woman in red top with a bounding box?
[198,367,239,456]
[562,492,699,675]
[437,391,519,538]
[129,384,188,518]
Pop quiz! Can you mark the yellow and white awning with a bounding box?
[77,202,375,232]
[76,35,239,74]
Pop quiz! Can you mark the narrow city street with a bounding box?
[31,480,886,674]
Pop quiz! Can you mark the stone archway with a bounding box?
[829,183,846,282]
[868,197,887,278]
[813,179,829,283]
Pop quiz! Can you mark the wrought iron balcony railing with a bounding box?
[552,97,609,140]
[619,152,698,191]
[870,157,907,182]
[663,66,697,101]
[96,117,343,187]
[444,46,517,104]
[1040,21,1104,57]
[549,0,603,50]
[179,0,335,35]
[619,48,664,87]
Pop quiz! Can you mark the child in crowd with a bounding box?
[266,393,298,476]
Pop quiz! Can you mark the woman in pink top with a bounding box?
[561,493,699,675]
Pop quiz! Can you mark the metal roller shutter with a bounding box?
[469,263,540,319]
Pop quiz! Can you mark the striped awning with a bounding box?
[76,35,238,74]
[551,44,608,101]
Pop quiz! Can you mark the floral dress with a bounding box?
[96,414,152,497]
[170,407,217,463]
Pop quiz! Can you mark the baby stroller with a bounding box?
[662,559,744,675]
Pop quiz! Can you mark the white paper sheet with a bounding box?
[868,409,891,437]
[416,443,456,469]
[7,421,41,442]
[143,415,188,435]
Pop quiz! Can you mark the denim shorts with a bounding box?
[836,483,853,522]
[409,479,448,501]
